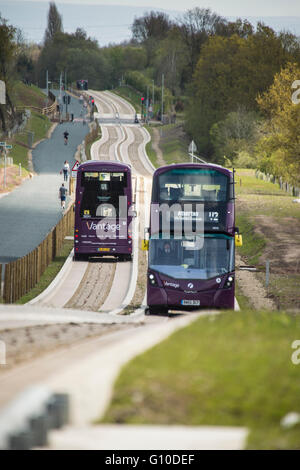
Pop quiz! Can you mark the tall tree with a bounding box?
[131,11,173,66]
[154,27,188,96]
[185,24,299,158]
[0,15,17,132]
[44,2,63,44]
[256,62,300,183]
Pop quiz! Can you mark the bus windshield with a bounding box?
[80,171,127,218]
[156,168,229,203]
[149,234,234,280]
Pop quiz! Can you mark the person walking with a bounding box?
[59,183,68,210]
[61,160,70,181]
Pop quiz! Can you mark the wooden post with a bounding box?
[4,263,10,303]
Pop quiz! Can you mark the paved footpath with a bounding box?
[0,93,90,263]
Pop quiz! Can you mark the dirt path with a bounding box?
[0,165,29,194]
[236,253,276,310]
[253,215,300,273]
[152,127,166,167]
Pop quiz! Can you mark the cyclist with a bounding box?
[63,131,69,145]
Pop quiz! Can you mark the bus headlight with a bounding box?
[225,276,234,288]
[148,272,158,287]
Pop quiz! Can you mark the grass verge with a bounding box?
[235,214,266,266]
[235,168,300,310]
[144,125,159,168]
[101,310,300,449]
[9,111,52,170]
[157,122,189,165]
[85,121,101,160]
[15,237,73,304]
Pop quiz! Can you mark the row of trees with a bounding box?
[1,2,300,182]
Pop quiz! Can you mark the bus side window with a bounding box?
[218,190,227,201]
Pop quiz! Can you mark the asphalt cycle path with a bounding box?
[0,93,89,263]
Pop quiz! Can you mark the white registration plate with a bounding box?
[181,300,200,306]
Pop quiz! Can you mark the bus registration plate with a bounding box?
[98,248,110,252]
[181,300,200,306]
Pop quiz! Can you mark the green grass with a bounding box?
[159,123,190,165]
[16,238,73,304]
[85,124,101,160]
[235,214,266,266]
[144,125,159,168]
[101,310,300,449]
[0,164,29,192]
[13,82,47,109]
[235,169,300,220]
[235,169,287,196]
[235,168,300,310]
[8,111,52,170]
[259,273,300,312]
[5,82,53,170]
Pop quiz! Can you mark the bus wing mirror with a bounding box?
[131,210,137,218]
[235,234,243,247]
[142,240,149,251]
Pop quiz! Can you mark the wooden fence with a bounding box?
[1,204,74,304]
[255,170,300,197]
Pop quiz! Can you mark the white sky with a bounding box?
[15,0,300,16]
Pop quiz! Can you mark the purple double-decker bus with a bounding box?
[145,163,241,313]
[74,161,134,261]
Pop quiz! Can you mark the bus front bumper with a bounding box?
[147,285,235,310]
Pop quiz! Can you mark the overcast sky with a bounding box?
[16,0,300,16]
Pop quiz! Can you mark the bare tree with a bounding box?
[132,11,172,43]
[44,2,63,44]
[178,7,226,73]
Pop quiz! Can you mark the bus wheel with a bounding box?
[119,254,132,262]
[147,306,161,315]
[74,253,87,262]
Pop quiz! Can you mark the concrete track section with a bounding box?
[0,304,144,331]
[44,424,248,450]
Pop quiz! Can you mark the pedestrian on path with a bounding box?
[61,160,70,181]
[59,183,68,210]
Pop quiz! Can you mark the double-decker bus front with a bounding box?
[146,164,237,313]
[74,161,134,261]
